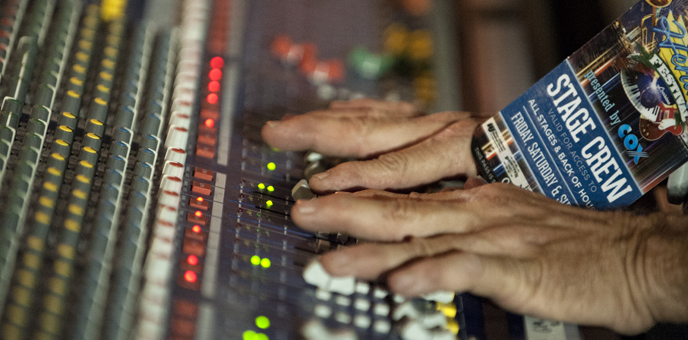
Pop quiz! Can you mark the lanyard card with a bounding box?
[472,0,688,209]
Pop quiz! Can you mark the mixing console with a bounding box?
[0,0,474,339]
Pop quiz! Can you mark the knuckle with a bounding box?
[409,238,436,258]
[341,116,375,157]
[382,199,418,225]
[375,152,409,176]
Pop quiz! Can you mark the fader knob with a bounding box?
[292,179,316,200]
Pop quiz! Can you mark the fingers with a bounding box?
[319,231,541,280]
[262,111,466,158]
[308,119,479,191]
[292,193,480,241]
[329,98,420,117]
[387,251,535,305]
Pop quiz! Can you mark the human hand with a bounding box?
[291,182,688,334]
[261,99,480,192]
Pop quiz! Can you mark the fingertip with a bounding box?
[320,251,353,277]
[388,269,426,297]
[309,169,351,192]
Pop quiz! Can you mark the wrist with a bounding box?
[641,213,688,325]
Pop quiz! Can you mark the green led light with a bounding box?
[266,200,273,208]
[243,330,257,340]
[267,162,276,171]
[257,333,269,340]
[267,186,274,192]
[250,255,261,266]
[260,258,271,269]
[255,316,270,329]
[258,183,266,190]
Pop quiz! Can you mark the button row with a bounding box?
[0,0,29,81]
[73,24,157,340]
[135,0,209,338]
[104,29,178,340]
[34,16,124,340]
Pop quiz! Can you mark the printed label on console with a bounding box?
[472,0,688,209]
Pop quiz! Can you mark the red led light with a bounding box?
[187,255,199,266]
[184,270,197,283]
[210,56,224,69]
[208,80,220,92]
[207,93,218,104]
[209,68,222,81]
[194,211,203,218]
[197,197,204,203]
[192,225,202,233]
[204,119,215,128]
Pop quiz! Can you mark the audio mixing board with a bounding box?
[0,0,475,339]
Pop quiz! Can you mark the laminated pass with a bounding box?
[472,0,688,209]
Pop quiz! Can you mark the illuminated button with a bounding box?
[192,181,212,196]
[199,121,216,134]
[208,69,222,81]
[193,167,214,181]
[197,132,217,146]
[208,80,220,92]
[187,255,199,266]
[196,144,215,159]
[186,212,206,225]
[190,197,209,210]
[184,270,197,282]
[255,316,270,329]
[210,56,224,69]
[184,228,206,242]
[206,93,218,104]
[260,258,271,268]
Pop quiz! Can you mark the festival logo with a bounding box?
[624,6,688,141]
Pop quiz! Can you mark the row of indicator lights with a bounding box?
[196,57,223,159]
[243,316,271,340]
[206,56,223,105]
[250,255,272,268]
[182,169,216,286]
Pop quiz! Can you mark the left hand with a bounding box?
[291,181,688,335]
[261,99,480,192]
